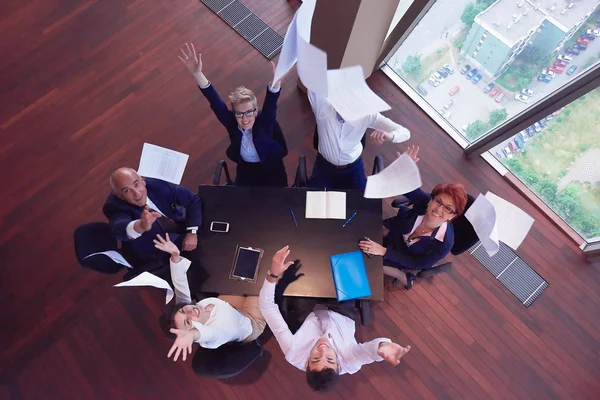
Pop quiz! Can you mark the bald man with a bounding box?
[102,168,202,267]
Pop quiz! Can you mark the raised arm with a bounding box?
[368,113,411,145]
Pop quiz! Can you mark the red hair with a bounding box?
[431,183,468,216]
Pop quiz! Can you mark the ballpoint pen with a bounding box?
[342,212,357,227]
[289,208,298,227]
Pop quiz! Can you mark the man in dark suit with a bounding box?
[103,167,202,267]
[179,42,288,187]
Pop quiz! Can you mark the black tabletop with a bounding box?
[196,185,383,300]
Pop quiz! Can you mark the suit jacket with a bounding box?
[199,83,288,167]
[384,189,454,270]
[102,177,202,263]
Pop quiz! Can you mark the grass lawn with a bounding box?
[398,45,453,86]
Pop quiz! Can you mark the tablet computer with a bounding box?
[229,246,263,283]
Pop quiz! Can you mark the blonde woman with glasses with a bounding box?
[179,43,288,187]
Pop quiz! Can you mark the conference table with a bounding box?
[196,185,384,301]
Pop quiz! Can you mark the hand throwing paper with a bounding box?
[115,272,175,304]
[465,194,500,256]
[138,143,189,184]
[364,154,422,199]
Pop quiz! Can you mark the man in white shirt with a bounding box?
[153,234,266,361]
[259,245,411,392]
[308,90,411,190]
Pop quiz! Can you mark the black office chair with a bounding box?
[291,155,308,188]
[389,194,478,288]
[192,340,264,379]
[213,160,234,186]
[73,222,124,274]
[372,155,384,175]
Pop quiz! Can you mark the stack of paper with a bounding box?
[138,143,189,184]
[364,153,422,199]
[305,191,346,219]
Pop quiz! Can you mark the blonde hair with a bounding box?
[228,86,257,108]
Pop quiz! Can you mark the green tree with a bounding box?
[519,170,539,185]
[554,192,579,218]
[465,120,489,140]
[504,158,523,174]
[535,179,558,202]
[461,3,487,27]
[572,213,600,238]
[402,54,422,75]
[489,109,508,127]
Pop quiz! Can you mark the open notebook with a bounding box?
[305,191,346,219]
[329,251,371,301]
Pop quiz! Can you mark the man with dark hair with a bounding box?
[259,246,411,392]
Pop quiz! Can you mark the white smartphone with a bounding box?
[210,221,229,233]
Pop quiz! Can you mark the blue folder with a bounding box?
[330,251,371,301]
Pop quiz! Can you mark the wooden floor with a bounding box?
[1,1,600,399]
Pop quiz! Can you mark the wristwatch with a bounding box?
[267,269,279,279]
[188,229,197,235]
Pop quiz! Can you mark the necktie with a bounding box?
[313,305,331,335]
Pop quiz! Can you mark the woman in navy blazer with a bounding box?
[359,149,468,289]
[179,43,288,187]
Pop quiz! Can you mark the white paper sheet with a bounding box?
[297,35,328,97]
[465,194,500,256]
[83,251,133,268]
[326,66,391,122]
[115,272,175,304]
[138,143,189,184]
[305,191,346,219]
[485,192,534,251]
[273,12,299,85]
[296,0,316,41]
[364,154,422,199]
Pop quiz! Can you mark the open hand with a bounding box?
[271,245,294,276]
[140,206,162,232]
[178,43,203,80]
[358,239,386,256]
[154,233,180,256]
[167,328,196,362]
[377,342,411,366]
[396,145,420,163]
[370,130,394,144]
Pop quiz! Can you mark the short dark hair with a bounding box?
[306,367,339,392]
[167,302,188,330]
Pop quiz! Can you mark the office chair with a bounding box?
[291,155,308,188]
[192,340,264,379]
[212,160,234,186]
[389,194,478,289]
[73,222,124,274]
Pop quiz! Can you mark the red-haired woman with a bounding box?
[359,152,467,288]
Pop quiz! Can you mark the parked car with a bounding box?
[484,82,495,93]
[428,77,440,87]
[449,86,460,96]
[496,150,507,159]
[539,118,547,128]
[515,94,530,103]
[472,73,482,84]
[577,37,590,45]
[521,88,534,97]
[538,74,552,83]
[437,68,449,78]
[442,111,452,120]
[548,64,564,73]
[545,114,554,121]
[460,64,471,74]
[587,28,600,37]
[554,60,568,68]
[518,131,529,142]
[565,48,580,56]
[495,92,505,103]
[557,54,572,63]
[443,99,454,109]
[466,68,478,79]
[581,33,596,41]
[526,126,535,137]
[552,107,565,116]
[566,65,578,76]
[433,72,444,82]
[542,69,556,77]
[443,63,455,74]
[489,87,500,97]
[416,85,428,96]
[595,21,600,27]
[508,141,519,153]
[534,122,542,132]
[514,136,525,149]
[503,146,513,158]
[575,43,588,51]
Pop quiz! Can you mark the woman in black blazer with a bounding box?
[179,43,288,187]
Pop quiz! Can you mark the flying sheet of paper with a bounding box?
[84,251,133,268]
[273,12,299,85]
[115,272,175,304]
[138,143,189,184]
[485,192,534,251]
[326,66,391,122]
[296,0,316,40]
[465,194,500,256]
[297,35,328,97]
[305,191,346,219]
[364,154,422,199]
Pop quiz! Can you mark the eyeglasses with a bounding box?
[431,196,456,215]
[234,109,257,118]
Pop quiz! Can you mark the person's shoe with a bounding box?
[405,273,416,290]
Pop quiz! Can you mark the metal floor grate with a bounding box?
[470,242,549,307]
[200,0,283,59]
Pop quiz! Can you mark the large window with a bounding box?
[490,87,600,241]
[386,0,600,143]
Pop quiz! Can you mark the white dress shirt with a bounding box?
[308,90,411,166]
[239,128,261,162]
[403,215,448,246]
[258,278,391,374]
[125,196,198,240]
[170,256,253,349]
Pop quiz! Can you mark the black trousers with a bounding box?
[235,160,288,187]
